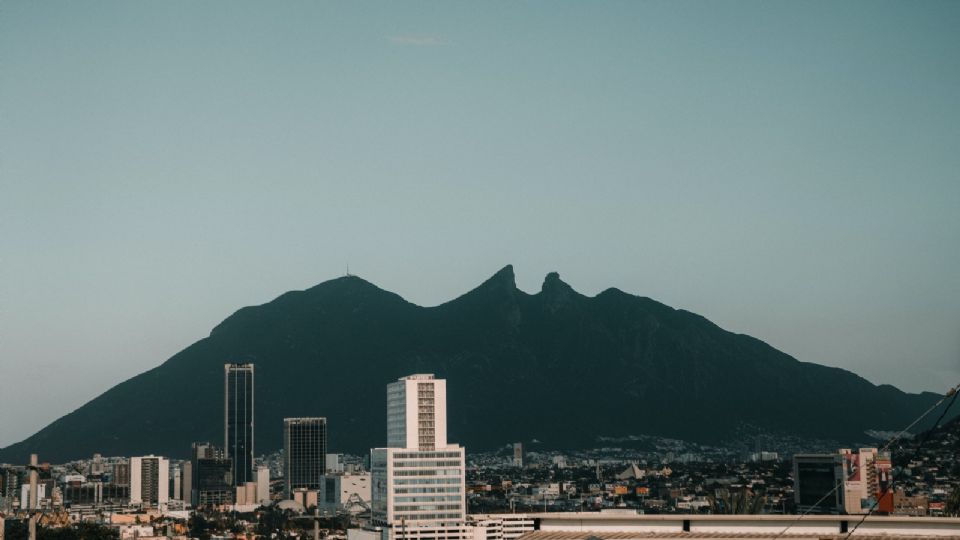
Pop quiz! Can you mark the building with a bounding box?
[255,465,269,505]
[19,483,47,510]
[113,462,130,487]
[512,444,524,468]
[284,417,327,498]
[225,362,255,485]
[170,465,182,501]
[838,447,896,515]
[372,374,467,540]
[191,442,233,507]
[327,453,345,473]
[181,461,192,508]
[2,467,21,499]
[467,514,535,540]
[523,512,960,538]
[129,456,169,509]
[319,473,371,515]
[793,454,844,514]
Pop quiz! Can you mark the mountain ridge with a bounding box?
[0,265,946,463]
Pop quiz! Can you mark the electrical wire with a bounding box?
[840,386,958,539]
[771,382,960,539]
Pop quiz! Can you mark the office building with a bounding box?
[284,417,328,498]
[130,456,169,509]
[191,442,233,507]
[372,374,467,540]
[793,454,844,514]
[225,363,255,485]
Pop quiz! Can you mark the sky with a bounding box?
[1,1,958,448]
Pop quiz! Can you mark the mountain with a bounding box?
[0,266,947,463]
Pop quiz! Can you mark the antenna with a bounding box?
[346,263,351,277]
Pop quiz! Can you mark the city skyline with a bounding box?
[1,0,958,452]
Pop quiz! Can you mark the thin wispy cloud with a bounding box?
[387,35,445,46]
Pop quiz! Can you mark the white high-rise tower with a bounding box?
[129,455,170,509]
[372,374,466,540]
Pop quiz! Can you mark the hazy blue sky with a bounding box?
[1,1,958,448]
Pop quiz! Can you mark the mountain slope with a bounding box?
[0,266,945,463]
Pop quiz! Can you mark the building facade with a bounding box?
[372,374,467,540]
[840,447,893,514]
[284,417,327,498]
[225,363,255,485]
[191,442,233,507]
[793,454,844,514]
[129,456,169,509]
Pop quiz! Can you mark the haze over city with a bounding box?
[1,0,958,455]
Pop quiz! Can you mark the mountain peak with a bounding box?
[475,264,517,291]
[0,267,947,463]
[491,264,516,283]
[541,271,574,294]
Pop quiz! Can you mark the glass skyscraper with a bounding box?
[283,417,327,497]
[224,363,255,485]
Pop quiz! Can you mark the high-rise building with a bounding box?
[171,465,182,501]
[372,374,467,540]
[182,461,192,507]
[130,456,169,509]
[283,417,327,498]
[225,363,255,485]
[512,443,524,468]
[793,454,844,514]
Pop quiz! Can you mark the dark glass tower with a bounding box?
[190,442,232,507]
[225,363,255,485]
[283,417,327,497]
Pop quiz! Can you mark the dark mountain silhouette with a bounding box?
[0,266,946,463]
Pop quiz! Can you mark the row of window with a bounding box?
[393,469,460,476]
[394,486,461,494]
[394,478,461,485]
[394,495,462,503]
[393,452,462,459]
[392,513,463,521]
[392,460,461,468]
[394,503,462,511]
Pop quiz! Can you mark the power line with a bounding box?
[771,382,960,539]
[840,386,958,539]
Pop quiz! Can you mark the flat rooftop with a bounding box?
[521,513,960,539]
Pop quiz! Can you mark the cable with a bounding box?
[840,386,958,539]
[771,383,959,539]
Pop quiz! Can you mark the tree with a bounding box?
[946,486,960,517]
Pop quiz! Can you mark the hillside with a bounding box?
[0,266,945,463]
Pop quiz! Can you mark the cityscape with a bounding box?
[2,2,959,540]
[1,366,958,540]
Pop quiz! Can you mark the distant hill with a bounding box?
[0,266,947,463]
